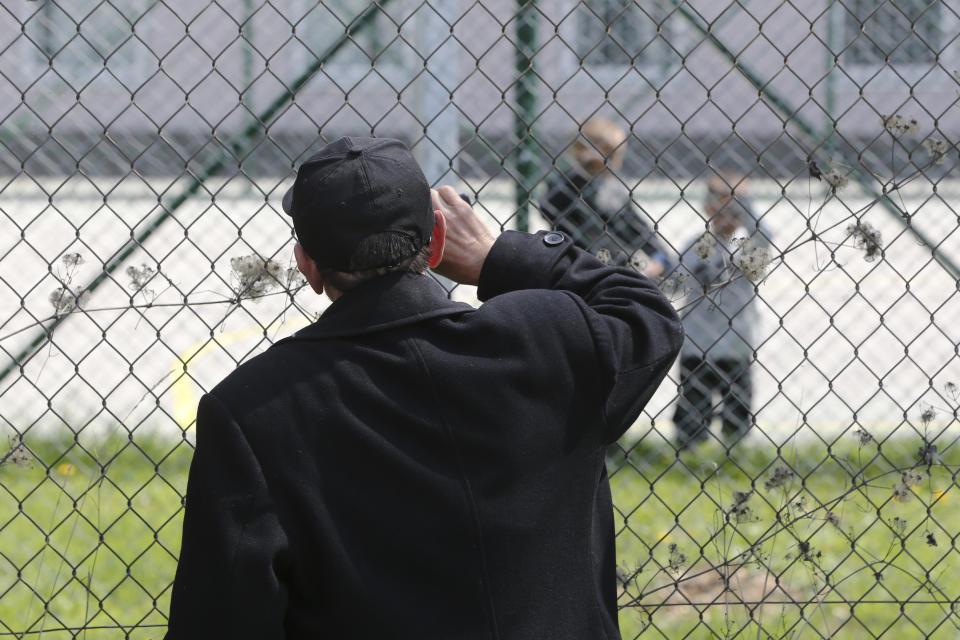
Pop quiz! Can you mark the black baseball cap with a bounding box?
[282,137,433,270]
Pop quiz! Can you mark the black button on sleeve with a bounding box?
[543,232,565,246]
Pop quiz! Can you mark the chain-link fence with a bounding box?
[2,0,960,637]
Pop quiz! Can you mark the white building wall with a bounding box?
[2,0,957,177]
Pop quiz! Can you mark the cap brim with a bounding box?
[281,186,294,215]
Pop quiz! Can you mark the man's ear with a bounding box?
[294,243,324,295]
[428,210,446,269]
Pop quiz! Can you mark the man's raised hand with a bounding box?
[430,186,497,286]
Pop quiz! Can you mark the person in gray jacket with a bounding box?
[673,172,770,447]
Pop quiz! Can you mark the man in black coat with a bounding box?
[164,136,683,639]
[540,117,673,278]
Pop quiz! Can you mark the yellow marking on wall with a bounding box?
[171,318,310,429]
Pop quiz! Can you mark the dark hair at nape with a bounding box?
[319,231,431,292]
[344,232,422,270]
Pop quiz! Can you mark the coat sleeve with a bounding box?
[164,393,289,639]
[477,230,684,443]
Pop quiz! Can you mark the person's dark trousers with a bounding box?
[673,356,753,446]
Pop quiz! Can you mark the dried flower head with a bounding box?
[853,428,873,446]
[823,167,849,192]
[764,464,794,490]
[926,531,938,546]
[890,516,907,536]
[892,483,911,502]
[126,264,156,294]
[667,542,687,575]
[727,490,755,522]
[790,495,809,518]
[920,406,936,426]
[733,244,771,282]
[49,286,90,316]
[743,545,769,567]
[917,442,942,466]
[616,564,641,589]
[808,160,822,180]
[230,254,305,300]
[881,114,919,137]
[658,271,690,298]
[629,250,648,273]
[595,248,612,265]
[693,233,716,260]
[946,381,958,400]
[61,252,84,268]
[1,435,30,468]
[902,470,925,486]
[846,221,882,262]
[797,540,821,563]
[825,511,841,527]
[921,137,949,165]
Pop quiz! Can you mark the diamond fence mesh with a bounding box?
[2,0,960,637]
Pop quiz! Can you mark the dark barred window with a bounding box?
[576,0,672,68]
[843,0,940,65]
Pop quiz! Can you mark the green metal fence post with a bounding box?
[513,0,538,232]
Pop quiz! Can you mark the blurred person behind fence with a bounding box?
[672,171,771,448]
[539,117,673,277]
[164,136,683,639]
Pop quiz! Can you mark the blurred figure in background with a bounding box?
[673,171,771,448]
[539,117,672,277]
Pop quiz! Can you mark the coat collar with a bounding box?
[277,272,473,342]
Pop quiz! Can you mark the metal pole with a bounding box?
[513,0,538,232]
[415,0,460,186]
[0,1,393,387]
[243,0,254,97]
[241,0,256,195]
[825,0,836,151]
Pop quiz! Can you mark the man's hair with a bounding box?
[574,117,628,159]
[319,232,431,291]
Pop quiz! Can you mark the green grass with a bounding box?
[610,434,960,639]
[2,430,959,639]
[0,431,192,639]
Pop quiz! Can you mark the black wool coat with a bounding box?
[164,230,683,639]
[539,167,673,270]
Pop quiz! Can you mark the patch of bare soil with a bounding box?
[619,562,814,622]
